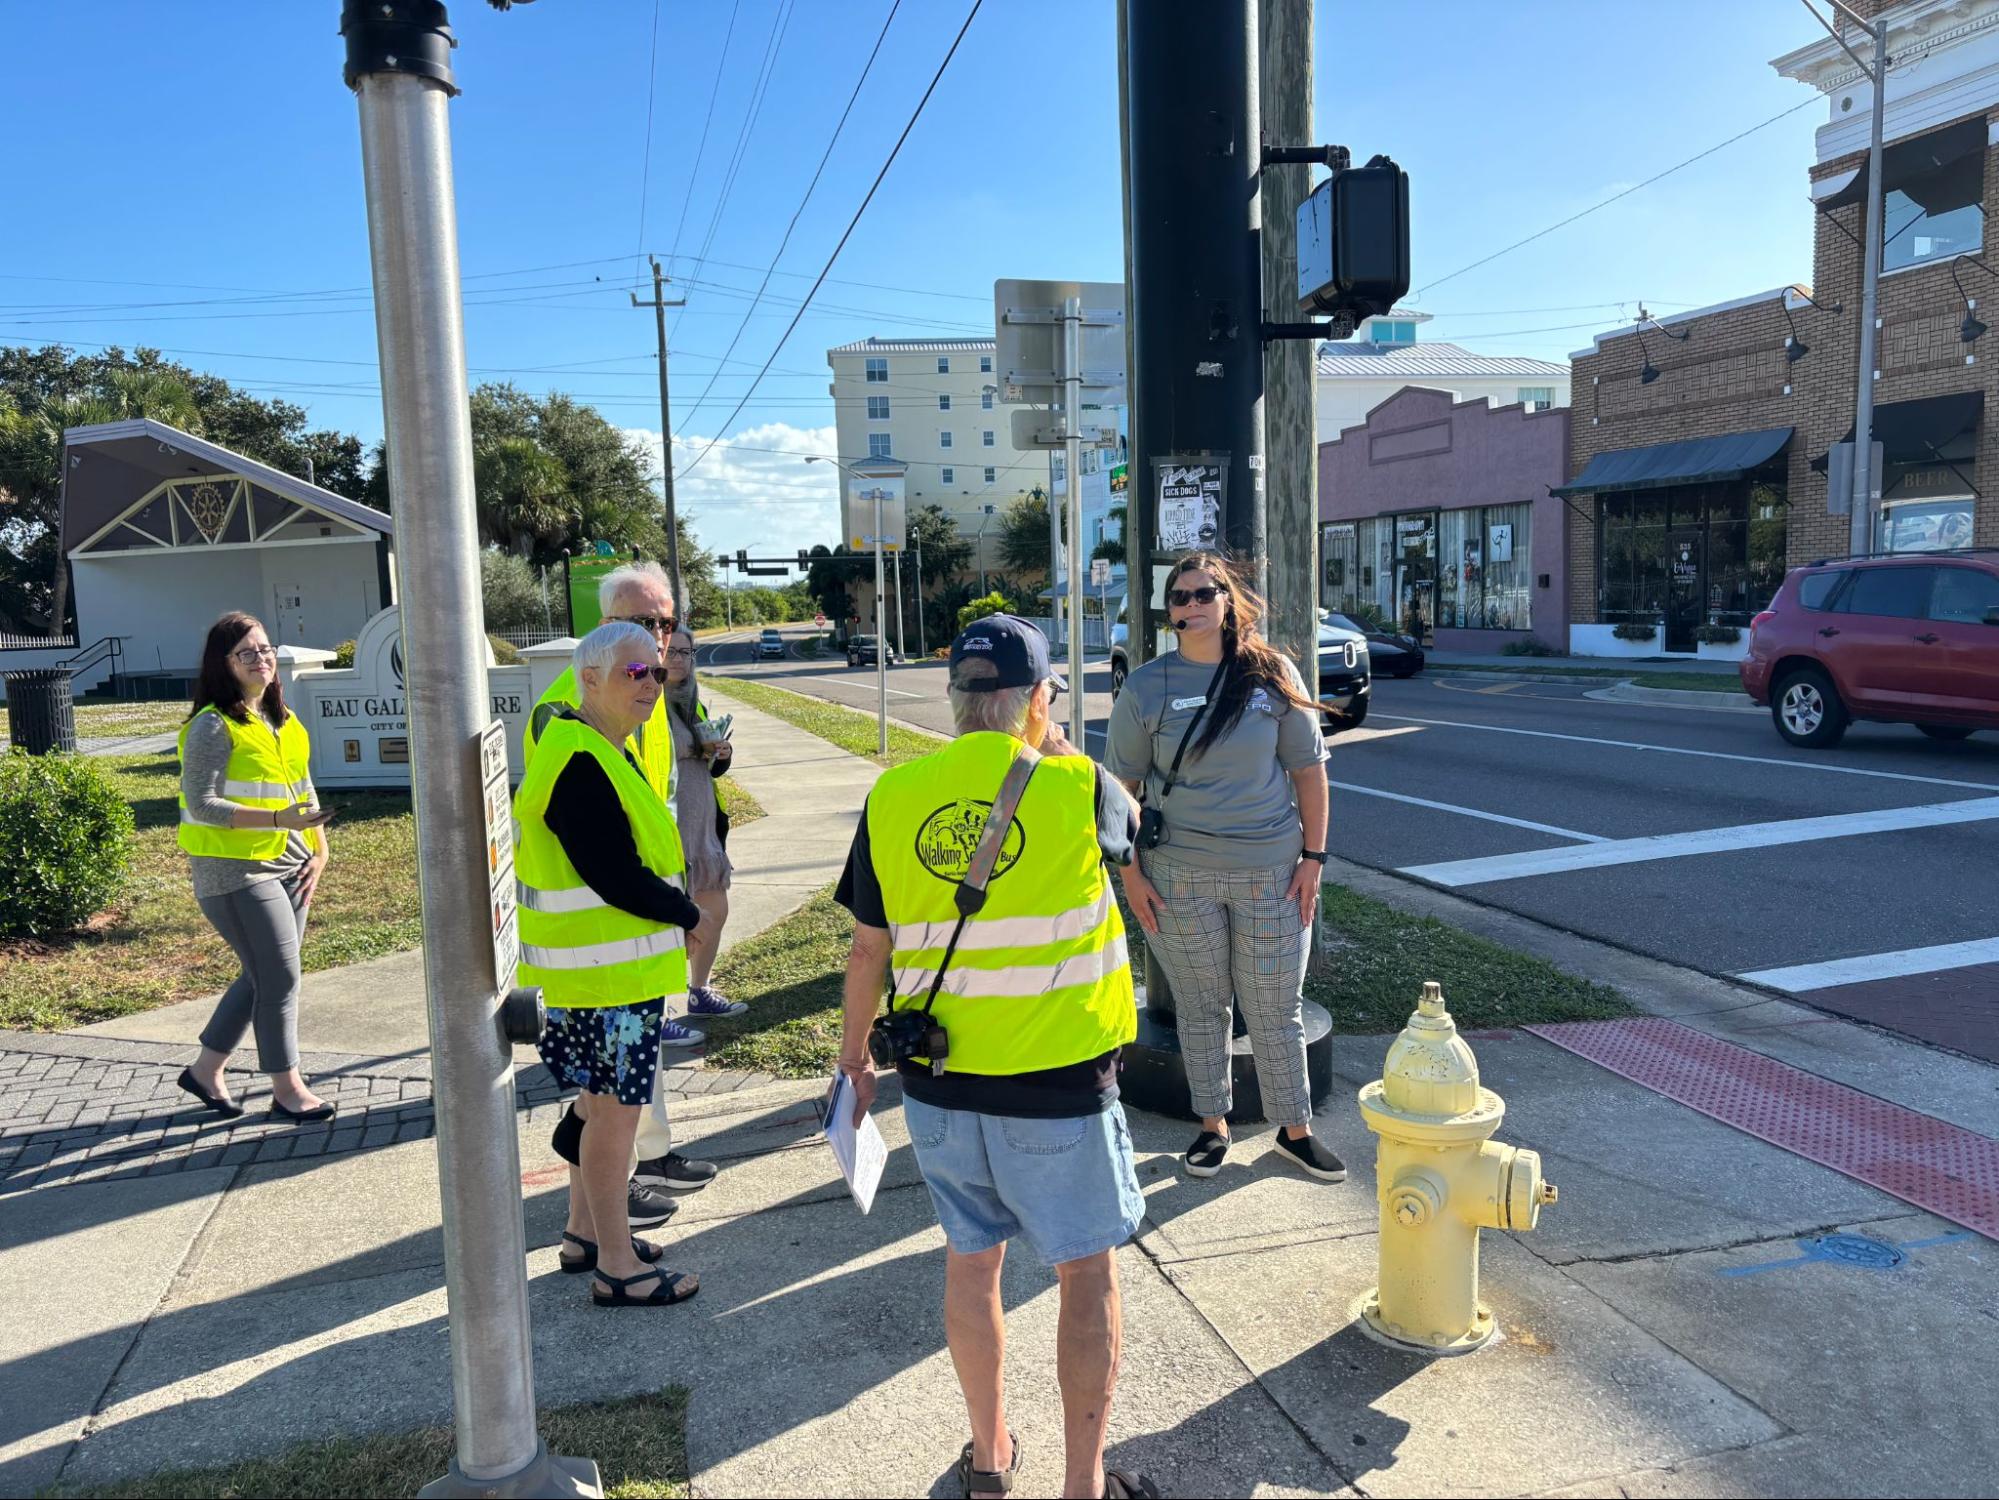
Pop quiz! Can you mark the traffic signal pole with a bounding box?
[341,4,596,1494]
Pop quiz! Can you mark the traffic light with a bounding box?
[736,549,749,571]
[798,549,810,567]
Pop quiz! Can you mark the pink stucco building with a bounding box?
[1317,387,1570,653]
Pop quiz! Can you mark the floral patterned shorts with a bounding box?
[537,998,664,1106]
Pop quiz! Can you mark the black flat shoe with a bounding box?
[176,1067,244,1119]
[269,1099,337,1124]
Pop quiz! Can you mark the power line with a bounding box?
[681,0,986,477]
[674,0,903,441]
[632,0,664,280]
[669,0,744,267]
[1415,93,1821,296]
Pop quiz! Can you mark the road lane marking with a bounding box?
[1475,681,1523,695]
[1370,712,1999,793]
[1736,937,1999,993]
[1326,780,1605,843]
[1332,726,1426,746]
[1399,795,1999,887]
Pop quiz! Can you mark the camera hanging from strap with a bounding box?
[888,743,1043,1019]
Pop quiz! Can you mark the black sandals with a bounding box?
[957,1430,1023,1498]
[558,1231,665,1275]
[591,1265,699,1308]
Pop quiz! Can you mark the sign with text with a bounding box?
[480,718,519,993]
[1156,462,1223,552]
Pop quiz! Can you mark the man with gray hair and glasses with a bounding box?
[832,615,1160,1500]
[524,560,722,1226]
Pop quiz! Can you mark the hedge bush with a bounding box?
[1612,622,1658,642]
[957,591,1013,633]
[0,750,136,939]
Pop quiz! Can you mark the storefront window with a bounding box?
[1482,502,1532,629]
[1596,477,1788,632]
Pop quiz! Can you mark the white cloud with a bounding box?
[619,420,840,569]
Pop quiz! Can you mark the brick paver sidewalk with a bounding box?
[0,1030,776,1194]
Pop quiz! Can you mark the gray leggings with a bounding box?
[197,878,309,1073]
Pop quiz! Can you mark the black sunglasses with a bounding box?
[1168,585,1228,608]
[620,662,670,684]
[608,613,677,635]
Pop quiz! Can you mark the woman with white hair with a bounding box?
[514,620,715,1308]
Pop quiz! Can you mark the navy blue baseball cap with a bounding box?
[949,614,1066,693]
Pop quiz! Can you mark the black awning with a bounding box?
[1817,117,1986,213]
[1551,426,1793,498]
[1809,390,1984,471]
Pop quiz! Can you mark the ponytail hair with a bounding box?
[1165,552,1314,757]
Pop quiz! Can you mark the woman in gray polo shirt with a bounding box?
[1103,552,1341,1183]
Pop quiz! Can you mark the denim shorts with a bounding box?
[537,998,664,1107]
[903,1097,1145,1266]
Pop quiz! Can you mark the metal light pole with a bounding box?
[1062,294,1087,747]
[977,503,995,595]
[341,4,595,1496]
[808,456,889,755]
[914,529,927,657]
[891,545,907,659]
[1851,11,1887,557]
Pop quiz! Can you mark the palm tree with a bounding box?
[1092,501,1127,566]
[473,435,574,561]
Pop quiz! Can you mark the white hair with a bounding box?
[948,656,1040,737]
[573,620,657,684]
[598,560,681,616]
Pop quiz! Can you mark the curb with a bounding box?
[1588,682,1758,711]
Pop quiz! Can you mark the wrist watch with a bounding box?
[1300,849,1328,864]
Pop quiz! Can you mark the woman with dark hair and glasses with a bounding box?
[1102,553,1342,1184]
[663,627,745,1019]
[174,612,337,1122]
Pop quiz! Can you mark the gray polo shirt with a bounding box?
[1103,651,1327,871]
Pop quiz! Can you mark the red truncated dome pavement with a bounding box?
[1524,1016,1999,1242]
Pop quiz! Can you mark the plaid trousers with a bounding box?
[1139,849,1313,1128]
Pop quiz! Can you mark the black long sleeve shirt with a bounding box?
[542,727,703,931]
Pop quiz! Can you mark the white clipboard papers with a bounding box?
[823,1070,889,1214]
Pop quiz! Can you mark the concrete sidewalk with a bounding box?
[3,687,1996,1496]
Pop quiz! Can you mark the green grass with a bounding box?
[1436,663,1744,694]
[59,1387,688,1499]
[691,875,1634,1081]
[0,699,196,745]
[1116,881,1633,1036]
[698,888,853,1076]
[0,752,764,1033]
[703,676,941,766]
[715,776,763,824]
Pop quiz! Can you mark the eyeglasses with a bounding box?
[609,613,677,636]
[231,645,278,664]
[1167,585,1228,608]
[620,662,670,684]
[664,648,696,660]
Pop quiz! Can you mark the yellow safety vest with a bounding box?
[867,732,1135,1075]
[176,706,321,861]
[524,665,677,800]
[512,713,689,1009]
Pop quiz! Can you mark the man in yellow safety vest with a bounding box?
[833,615,1158,1500]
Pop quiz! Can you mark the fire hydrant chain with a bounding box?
[1355,981,1558,1355]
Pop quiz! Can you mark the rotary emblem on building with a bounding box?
[187,481,226,540]
[914,800,1025,884]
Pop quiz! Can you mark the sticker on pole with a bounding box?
[479,719,520,993]
[1157,462,1223,551]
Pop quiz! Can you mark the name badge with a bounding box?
[1171,695,1207,711]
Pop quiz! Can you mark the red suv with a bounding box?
[1741,551,1999,747]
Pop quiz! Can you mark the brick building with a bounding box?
[1562,0,1999,658]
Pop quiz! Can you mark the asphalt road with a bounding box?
[703,624,1999,1060]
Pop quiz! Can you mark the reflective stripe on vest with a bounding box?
[511,713,689,1008]
[521,927,687,971]
[889,887,1111,955]
[895,933,1131,1002]
[176,707,320,861]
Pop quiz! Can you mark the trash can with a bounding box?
[3,670,78,755]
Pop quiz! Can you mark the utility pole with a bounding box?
[914,529,928,657]
[1260,0,1319,686]
[340,4,594,1495]
[1062,294,1087,748]
[891,544,906,659]
[631,258,687,601]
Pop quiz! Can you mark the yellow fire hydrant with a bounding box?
[1356,981,1557,1354]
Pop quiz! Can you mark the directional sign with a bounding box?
[479,719,519,994]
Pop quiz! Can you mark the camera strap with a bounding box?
[1154,657,1229,806]
[895,744,1042,1018]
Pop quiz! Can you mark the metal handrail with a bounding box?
[57,635,124,677]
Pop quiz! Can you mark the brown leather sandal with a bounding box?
[957,1430,1023,1497]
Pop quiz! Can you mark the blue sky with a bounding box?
[0,1,1829,560]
